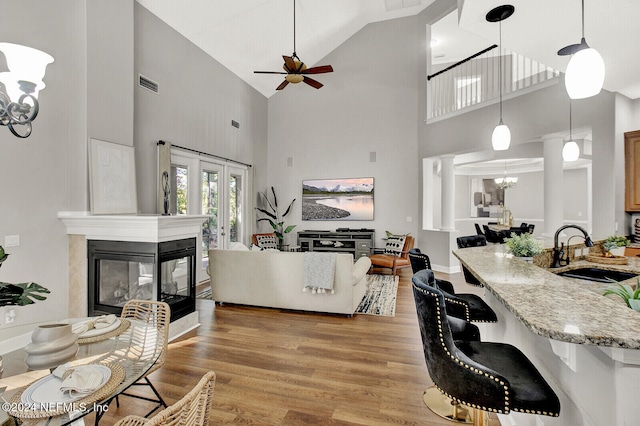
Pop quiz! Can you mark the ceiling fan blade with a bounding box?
[303,76,323,89]
[276,80,290,91]
[283,55,296,72]
[254,71,288,74]
[302,65,334,75]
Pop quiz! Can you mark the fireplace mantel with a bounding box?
[58,211,206,340]
[58,211,208,242]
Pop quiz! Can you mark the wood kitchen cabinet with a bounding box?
[625,130,640,211]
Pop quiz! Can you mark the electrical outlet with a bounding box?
[5,308,16,324]
[4,234,19,247]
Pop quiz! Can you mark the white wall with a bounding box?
[133,3,268,215]
[453,168,590,239]
[266,16,423,247]
[0,1,268,335]
[0,0,89,331]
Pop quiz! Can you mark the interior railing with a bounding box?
[427,45,560,120]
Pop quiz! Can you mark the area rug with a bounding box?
[355,274,399,317]
[197,287,212,299]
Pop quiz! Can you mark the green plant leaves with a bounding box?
[602,279,640,311]
[505,232,543,257]
[256,187,296,242]
[0,282,50,306]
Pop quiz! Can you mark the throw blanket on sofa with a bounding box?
[303,252,336,294]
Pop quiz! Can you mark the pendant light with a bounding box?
[558,0,605,99]
[486,5,514,151]
[563,100,580,162]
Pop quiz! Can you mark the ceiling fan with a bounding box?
[254,0,334,91]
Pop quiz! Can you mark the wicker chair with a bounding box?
[114,371,216,426]
[114,300,171,418]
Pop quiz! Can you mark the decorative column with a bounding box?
[440,155,456,231]
[422,158,435,229]
[543,137,564,238]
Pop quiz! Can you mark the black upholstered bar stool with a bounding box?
[412,279,561,425]
[411,264,497,324]
[456,235,487,287]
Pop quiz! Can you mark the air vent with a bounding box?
[231,120,240,129]
[138,74,159,94]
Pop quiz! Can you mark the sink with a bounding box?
[556,267,638,283]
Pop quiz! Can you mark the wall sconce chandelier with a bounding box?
[0,43,54,138]
[486,5,514,151]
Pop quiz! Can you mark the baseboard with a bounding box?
[431,264,461,274]
[169,311,200,342]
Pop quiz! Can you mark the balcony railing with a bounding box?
[427,45,560,121]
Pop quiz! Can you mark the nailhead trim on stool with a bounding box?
[412,282,560,417]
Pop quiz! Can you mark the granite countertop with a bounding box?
[453,245,640,349]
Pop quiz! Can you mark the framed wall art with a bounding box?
[89,138,138,214]
[302,177,374,221]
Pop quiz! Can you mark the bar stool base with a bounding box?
[423,387,475,424]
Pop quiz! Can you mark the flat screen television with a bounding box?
[302,177,374,221]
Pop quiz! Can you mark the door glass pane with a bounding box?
[202,170,219,263]
[171,165,188,215]
[229,174,241,243]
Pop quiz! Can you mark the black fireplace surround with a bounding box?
[88,238,196,322]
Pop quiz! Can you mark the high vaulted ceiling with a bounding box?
[136,0,435,97]
[136,0,640,99]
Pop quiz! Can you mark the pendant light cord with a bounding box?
[569,99,573,139]
[293,0,297,58]
[499,19,503,122]
[581,0,585,39]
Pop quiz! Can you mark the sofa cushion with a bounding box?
[256,234,278,250]
[383,235,406,256]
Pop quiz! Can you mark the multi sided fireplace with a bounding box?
[88,238,196,322]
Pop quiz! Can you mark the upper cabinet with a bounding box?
[625,130,640,211]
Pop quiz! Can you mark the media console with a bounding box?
[297,229,375,259]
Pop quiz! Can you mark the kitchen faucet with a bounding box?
[551,224,594,268]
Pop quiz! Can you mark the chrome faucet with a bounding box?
[551,224,594,268]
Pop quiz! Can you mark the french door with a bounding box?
[170,151,250,282]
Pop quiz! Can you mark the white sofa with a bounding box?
[207,249,371,315]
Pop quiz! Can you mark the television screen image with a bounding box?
[302,178,374,221]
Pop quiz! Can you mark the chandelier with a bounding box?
[0,43,54,138]
[494,160,518,189]
[494,175,518,189]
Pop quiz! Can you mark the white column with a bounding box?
[422,158,434,229]
[543,137,564,239]
[440,155,456,231]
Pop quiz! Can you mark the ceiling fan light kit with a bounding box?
[254,0,333,91]
[486,5,514,152]
[559,0,605,99]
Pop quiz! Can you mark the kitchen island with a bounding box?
[454,244,640,426]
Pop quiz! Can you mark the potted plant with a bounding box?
[602,279,640,312]
[0,245,51,307]
[256,187,296,249]
[603,235,630,257]
[504,232,543,261]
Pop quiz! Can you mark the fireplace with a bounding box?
[88,238,196,322]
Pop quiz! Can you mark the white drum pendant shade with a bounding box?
[563,140,580,162]
[565,47,605,99]
[492,122,511,151]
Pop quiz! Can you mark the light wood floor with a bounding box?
[94,268,500,425]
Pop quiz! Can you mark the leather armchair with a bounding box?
[369,236,414,275]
